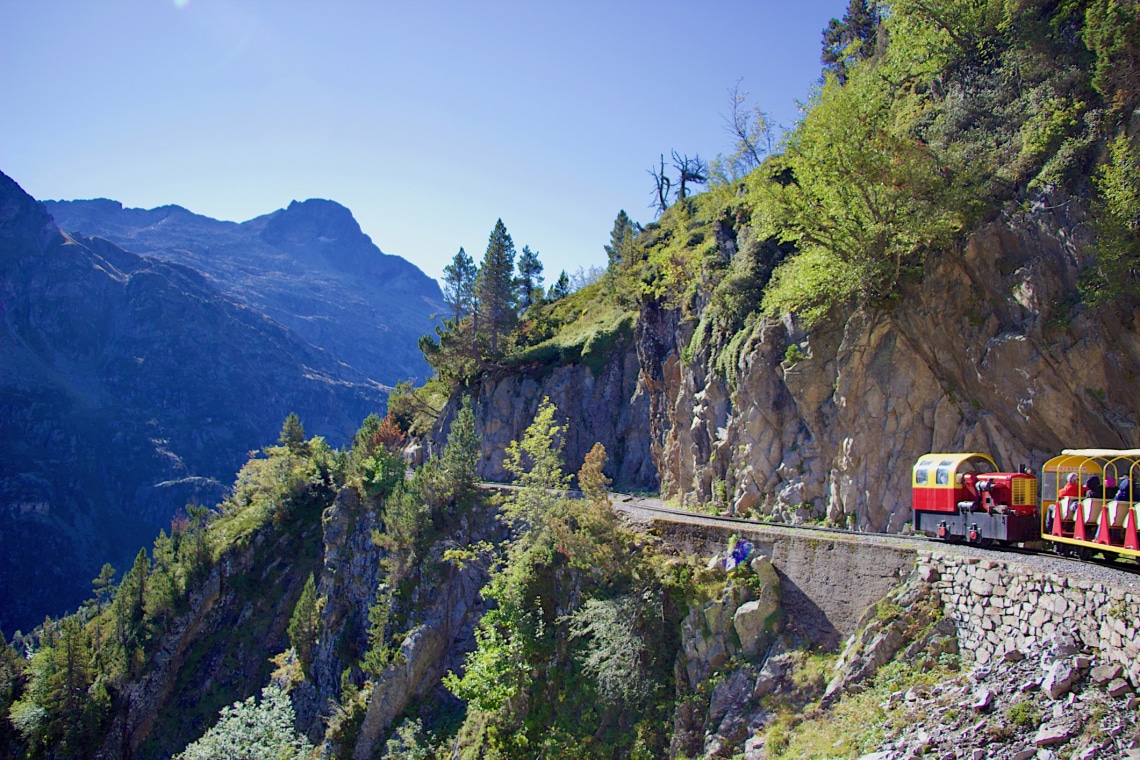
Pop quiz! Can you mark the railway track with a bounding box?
[479,482,1140,586]
[606,491,1140,586]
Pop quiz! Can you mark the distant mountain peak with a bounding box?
[0,170,59,246]
[263,198,371,250]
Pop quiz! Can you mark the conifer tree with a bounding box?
[278,413,306,452]
[442,247,477,323]
[548,270,570,300]
[821,0,879,84]
[287,574,319,676]
[113,548,150,655]
[475,219,517,354]
[515,245,544,313]
[92,563,116,607]
[604,210,640,270]
[440,396,480,510]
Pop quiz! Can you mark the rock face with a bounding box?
[44,196,445,386]
[669,556,783,758]
[453,198,1140,530]
[0,172,388,635]
[645,200,1140,529]
[432,332,658,489]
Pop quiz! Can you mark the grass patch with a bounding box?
[764,659,962,759]
[511,289,636,376]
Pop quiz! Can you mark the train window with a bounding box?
[915,467,929,485]
[936,460,954,485]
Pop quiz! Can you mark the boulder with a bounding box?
[1091,663,1122,685]
[1034,723,1073,747]
[733,561,781,659]
[1041,661,1079,700]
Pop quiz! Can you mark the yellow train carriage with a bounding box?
[1042,449,1140,559]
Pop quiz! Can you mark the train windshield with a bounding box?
[936,460,955,485]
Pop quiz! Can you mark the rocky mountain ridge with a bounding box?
[0,171,392,635]
[44,195,445,387]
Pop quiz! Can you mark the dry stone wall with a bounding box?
[922,550,1140,687]
[649,521,915,647]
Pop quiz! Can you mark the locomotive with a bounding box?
[912,448,1140,560]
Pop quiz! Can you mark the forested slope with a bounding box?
[3,2,1140,759]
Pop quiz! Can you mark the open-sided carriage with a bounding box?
[1041,448,1140,560]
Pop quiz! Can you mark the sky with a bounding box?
[1,1,849,285]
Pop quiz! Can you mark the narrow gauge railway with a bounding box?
[607,488,1140,587]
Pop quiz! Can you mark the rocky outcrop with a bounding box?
[93,518,322,759]
[349,540,489,759]
[458,197,1139,531]
[431,332,657,490]
[643,199,1140,530]
[677,556,782,689]
[669,555,783,759]
[823,570,956,705]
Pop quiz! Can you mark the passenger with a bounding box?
[1085,475,1103,499]
[1115,477,1134,502]
[1058,473,1085,499]
[1106,474,1118,493]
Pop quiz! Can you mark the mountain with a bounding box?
[0,171,390,636]
[43,196,445,387]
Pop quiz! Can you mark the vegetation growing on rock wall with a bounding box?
[0,412,339,759]
[444,400,683,758]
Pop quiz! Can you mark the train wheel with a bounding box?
[1075,545,1095,562]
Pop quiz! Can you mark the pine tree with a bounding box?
[440,396,480,511]
[515,245,544,313]
[821,0,879,84]
[475,219,517,354]
[92,563,116,607]
[112,548,150,656]
[442,247,477,323]
[548,270,570,300]
[604,210,640,270]
[287,574,319,676]
[278,413,306,452]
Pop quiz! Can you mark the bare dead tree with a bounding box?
[648,154,672,217]
[724,79,774,173]
[672,150,708,200]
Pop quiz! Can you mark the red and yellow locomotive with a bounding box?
[911,453,1039,544]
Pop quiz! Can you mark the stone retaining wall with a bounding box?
[652,520,915,647]
[922,550,1140,686]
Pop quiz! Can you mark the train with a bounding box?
[912,448,1140,560]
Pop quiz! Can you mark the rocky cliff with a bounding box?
[442,198,1140,531]
[0,171,389,635]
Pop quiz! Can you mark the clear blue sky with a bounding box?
[1,1,848,284]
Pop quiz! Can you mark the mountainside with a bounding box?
[43,196,444,386]
[5,2,1140,759]
[0,171,388,635]
[419,0,1140,532]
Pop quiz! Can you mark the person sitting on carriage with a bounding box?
[1115,477,1134,502]
[1085,474,1103,499]
[1059,473,1086,499]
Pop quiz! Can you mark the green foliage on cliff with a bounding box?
[174,684,312,760]
[445,402,681,758]
[1,414,340,759]
[1082,132,1140,305]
